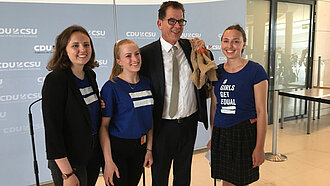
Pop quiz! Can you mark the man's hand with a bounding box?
[192,37,206,54]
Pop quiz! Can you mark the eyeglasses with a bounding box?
[163,18,187,26]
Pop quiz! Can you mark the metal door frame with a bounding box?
[267,0,316,124]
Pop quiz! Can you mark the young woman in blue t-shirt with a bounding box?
[99,39,153,186]
[208,24,268,186]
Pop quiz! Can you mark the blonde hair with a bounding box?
[109,39,138,80]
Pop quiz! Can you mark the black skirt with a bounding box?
[211,120,259,186]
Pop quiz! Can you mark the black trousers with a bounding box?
[152,113,198,186]
[48,135,103,186]
[110,135,146,186]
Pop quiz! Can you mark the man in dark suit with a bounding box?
[140,1,209,185]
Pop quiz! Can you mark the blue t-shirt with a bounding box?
[212,60,268,128]
[101,76,153,139]
[74,75,100,134]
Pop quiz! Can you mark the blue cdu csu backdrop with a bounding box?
[0,2,114,185]
[0,0,244,185]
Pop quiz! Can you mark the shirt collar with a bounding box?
[160,37,179,53]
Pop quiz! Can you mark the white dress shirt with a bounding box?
[160,37,197,119]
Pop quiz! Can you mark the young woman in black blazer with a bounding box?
[42,25,103,186]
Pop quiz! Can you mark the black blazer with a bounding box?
[140,39,209,132]
[42,68,101,166]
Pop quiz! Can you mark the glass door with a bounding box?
[274,2,312,119]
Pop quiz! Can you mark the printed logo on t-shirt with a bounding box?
[79,86,98,105]
[129,90,154,108]
[219,79,236,114]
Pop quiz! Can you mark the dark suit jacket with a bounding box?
[42,68,101,166]
[140,38,209,133]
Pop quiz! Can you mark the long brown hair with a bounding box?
[109,39,138,80]
[46,25,98,71]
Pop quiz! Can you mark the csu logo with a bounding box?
[88,30,106,38]
[207,45,221,50]
[97,59,108,66]
[34,45,54,53]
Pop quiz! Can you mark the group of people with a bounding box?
[41,1,268,186]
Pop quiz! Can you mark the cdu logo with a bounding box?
[34,45,54,53]
[3,123,43,134]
